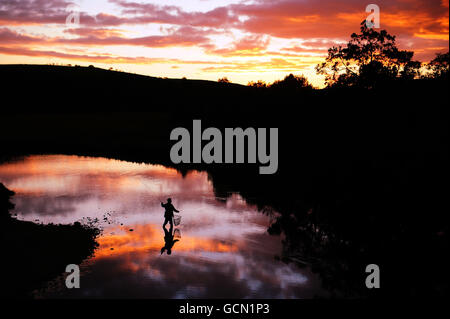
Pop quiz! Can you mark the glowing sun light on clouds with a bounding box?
[0,0,448,87]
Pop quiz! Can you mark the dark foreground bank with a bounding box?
[0,183,100,298]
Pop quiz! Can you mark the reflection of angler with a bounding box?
[161,226,179,255]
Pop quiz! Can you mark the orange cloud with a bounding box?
[207,35,270,57]
[0,0,448,83]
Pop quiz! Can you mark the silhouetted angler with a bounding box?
[161,198,180,228]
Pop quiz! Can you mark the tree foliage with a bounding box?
[270,73,313,90]
[426,52,449,79]
[316,21,421,88]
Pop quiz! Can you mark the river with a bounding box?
[0,155,327,298]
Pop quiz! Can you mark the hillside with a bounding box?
[0,64,252,113]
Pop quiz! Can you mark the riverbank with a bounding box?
[0,183,100,298]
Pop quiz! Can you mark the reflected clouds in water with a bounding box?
[0,155,327,298]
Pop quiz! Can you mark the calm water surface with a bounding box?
[0,155,327,298]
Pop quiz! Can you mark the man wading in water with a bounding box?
[161,198,180,228]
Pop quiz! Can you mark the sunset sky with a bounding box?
[0,0,448,87]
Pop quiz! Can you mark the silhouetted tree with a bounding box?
[316,21,421,88]
[218,77,231,83]
[248,80,268,88]
[270,73,313,90]
[426,52,449,79]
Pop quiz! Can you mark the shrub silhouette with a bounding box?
[218,77,231,83]
[247,80,268,88]
[270,73,313,91]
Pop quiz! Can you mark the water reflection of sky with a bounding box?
[0,155,326,298]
